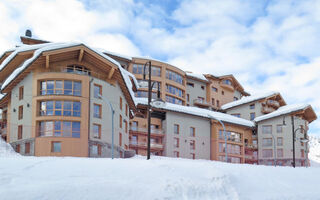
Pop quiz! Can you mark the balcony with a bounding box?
[266,100,280,108]
[261,106,275,114]
[193,99,211,108]
[245,143,258,149]
[129,127,165,137]
[129,141,164,150]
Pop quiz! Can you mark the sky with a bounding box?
[0,0,320,134]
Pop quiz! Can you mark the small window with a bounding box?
[18,125,23,140]
[234,97,238,101]
[120,97,123,110]
[19,86,24,100]
[201,85,205,90]
[190,140,195,150]
[212,87,218,92]
[277,149,283,158]
[92,144,101,156]
[212,98,215,105]
[250,104,255,109]
[124,121,128,133]
[51,142,61,152]
[262,125,272,134]
[93,104,102,118]
[25,142,30,154]
[232,113,241,118]
[174,138,179,148]
[119,133,122,146]
[18,106,23,120]
[187,82,194,87]
[174,151,179,158]
[93,124,101,139]
[119,115,122,128]
[190,127,195,137]
[187,94,190,102]
[94,84,102,98]
[250,112,255,120]
[16,144,20,153]
[276,125,283,133]
[125,104,128,117]
[222,91,224,95]
[277,137,283,146]
[216,100,220,107]
[174,124,179,134]
[262,138,272,147]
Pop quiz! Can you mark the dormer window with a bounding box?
[66,65,91,75]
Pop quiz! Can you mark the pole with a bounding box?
[147,61,152,160]
[291,115,295,168]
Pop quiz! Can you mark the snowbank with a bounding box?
[0,138,19,157]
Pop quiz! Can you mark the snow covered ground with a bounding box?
[1,138,320,200]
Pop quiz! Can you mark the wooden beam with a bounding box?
[108,67,115,79]
[78,49,84,62]
[46,55,49,68]
[42,46,82,56]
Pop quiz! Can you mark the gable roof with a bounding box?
[221,91,286,110]
[254,104,317,123]
[0,43,139,111]
[135,98,255,128]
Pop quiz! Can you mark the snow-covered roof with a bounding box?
[221,91,279,110]
[254,104,312,122]
[186,72,208,82]
[100,49,132,61]
[135,98,255,127]
[0,43,139,106]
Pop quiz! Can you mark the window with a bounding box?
[234,97,238,101]
[40,80,81,96]
[190,153,195,159]
[25,142,30,154]
[232,113,241,118]
[219,130,242,142]
[19,86,24,100]
[125,104,128,117]
[219,143,241,155]
[222,79,232,85]
[18,125,23,140]
[133,64,161,76]
[40,101,81,117]
[190,127,195,137]
[201,85,205,90]
[276,125,283,133]
[93,104,101,118]
[38,121,80,138]
[131,121,138,131]
[16,144,20,153]
[93,124,101,139]
[262,149,273,158]
[262,125,272,134]
[212,87,218,92]
[250,104,255,109]
[174,124,179,134]
[18,106,23,120]
[119,115,122,128]
[250,112,255,120]
[92,144,101,156]
[174,138,179,148]
[277,149,283,158]
[216,100,220,107]
[166,85,183,97]
[94,84,102,98]
[135,91,157,99]
[277,137,283,146]
[51,142,61,152]
[166,70,183,84]
[174,151,179,158]
[119,133,122,146]
[186,94,190,102]
[65,65,91,75]
[301,149,305,158]
[190,140,195,150]
[212,98,215,105]
[131,135,138,145]
[262,138,272,147]
[125,121,128,133]
[166,95,183,105]
[120,97,123,110]
[222,91,224,95]
[187,82,194,87]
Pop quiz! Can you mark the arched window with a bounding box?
[66,65,91,75]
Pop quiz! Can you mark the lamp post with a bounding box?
[140,61,164,160]
[208,116,228,162]
[292,126,308,168]
[98,94,115,159]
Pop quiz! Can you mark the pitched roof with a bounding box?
[135,98,255,127]
[254,104,317,123]
[186,72,209,82]
[221,91,285,110]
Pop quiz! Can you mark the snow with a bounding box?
[221,91,279,110]
[99,49,132,61]
[186,72,208,82]
[0,138,20,157]
[309,135,320,167]
[254,103,310,122]
[135,98,255,127]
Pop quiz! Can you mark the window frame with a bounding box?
[93,104,102,118]
[18,105,23,120]
[19,86,24,100]
[174,124,179,134]
[18,125,23,140]
[51,141,61,153]
[93,124,101,139]
[94,84,102,99]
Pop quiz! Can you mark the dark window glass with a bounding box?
[73,102,81,117]
[72,122,81,138]
[47,81,54,95]
[55,81,63,94]
[54,121,62,136]
[63,121,72,137]
[73,81,81,96]
[64,81,73,95]
[63,101,72,116]
[55,101,62,116]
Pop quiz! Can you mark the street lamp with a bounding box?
[98,94,115,159]
[292,126,308,168]
[140,61,164,160]
[208,115,228,162]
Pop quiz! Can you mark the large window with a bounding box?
[166,85,183,97]
[38,121,81,138]
[219,143,241,155]
[65,65,91,75]
[262,125,272,134]
[132,64,161,77]
[40,80,81,96]
[166,70,183,84]
[219,130,241,142]
[262,138,272,147]
[262,149,273,158]
[166,95,183,105]
[40,101,81,117]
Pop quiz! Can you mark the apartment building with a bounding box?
[255,104,317,166]
[0,40,138,158]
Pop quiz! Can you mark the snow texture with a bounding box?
[135,98,255,127]
[0,138,20,157]
[254,103,310,122]
[186,72,208,82]
[221,91,279,110]
[309,135,320,167]
[100,49,132,61]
